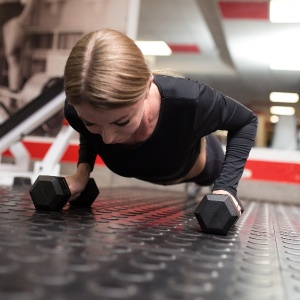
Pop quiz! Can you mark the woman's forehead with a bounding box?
[75,101,141,122]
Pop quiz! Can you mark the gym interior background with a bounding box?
[0,1,300,299]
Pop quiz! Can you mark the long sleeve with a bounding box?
[77,134,97,171]
[64,100,97,172]
[194,83,258,196]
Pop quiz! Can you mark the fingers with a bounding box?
[212,190,242,216]
[64,175,85,201]
[230,196,242,216]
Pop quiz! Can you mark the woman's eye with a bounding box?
[83,121,95,127]
[114,120,130,127]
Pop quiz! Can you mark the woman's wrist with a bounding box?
[76,163,92,181]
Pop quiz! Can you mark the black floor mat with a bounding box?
[0,186,299,300]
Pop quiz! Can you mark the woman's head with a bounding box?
[64,28,151,110]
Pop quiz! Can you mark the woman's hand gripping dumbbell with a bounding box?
[194,190,243,235]
[29,175,99,211]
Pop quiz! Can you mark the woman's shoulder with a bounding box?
[153,75,201,101]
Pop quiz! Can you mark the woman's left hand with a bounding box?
[212,190,242,216]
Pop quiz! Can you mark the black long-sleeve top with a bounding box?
[65,75,257,196]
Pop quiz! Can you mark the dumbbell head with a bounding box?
[194,194,240,235]
[30,175,71,211]
[69,178,99,207]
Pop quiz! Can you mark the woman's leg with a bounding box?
[196,133,224,186]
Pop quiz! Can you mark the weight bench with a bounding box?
[0,76,74,185]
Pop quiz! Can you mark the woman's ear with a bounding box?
[150,74,154,84]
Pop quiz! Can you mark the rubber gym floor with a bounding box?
[0,185,300,300]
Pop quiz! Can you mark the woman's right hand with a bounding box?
[64,163,91,201]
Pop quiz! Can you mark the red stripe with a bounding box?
[2,141,105,166]
[245,160,300,184]
[3,141,300,183]
[168,44,201,54]
[60,144,104,165]
[218,1,269,19]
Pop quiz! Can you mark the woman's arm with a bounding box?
[195,82,258,197]
[64,100,98,200]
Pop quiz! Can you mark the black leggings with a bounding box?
[186,134,224,187]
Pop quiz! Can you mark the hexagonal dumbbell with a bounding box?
[194,194,244,235]
[29,175,99,211]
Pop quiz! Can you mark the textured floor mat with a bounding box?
[0,186,299,300]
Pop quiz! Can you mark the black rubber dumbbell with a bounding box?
[194,194,244,235]
[29,175,99,211]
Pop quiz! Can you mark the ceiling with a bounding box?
[137,0,300,122]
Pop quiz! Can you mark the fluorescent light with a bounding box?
[270,0,300,23]
[269,45,300,71]
[268,27,300,70]
[270,92,299,103]
[269,61,300,71]
[270,115,279,123]
[135,41,172,56]
[270,106,295,115]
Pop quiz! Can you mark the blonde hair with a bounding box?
[152,68,184,78]
[64,29,151,109]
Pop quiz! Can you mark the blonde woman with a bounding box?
[64,29,257,213]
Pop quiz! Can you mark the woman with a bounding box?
[64,28,257,214]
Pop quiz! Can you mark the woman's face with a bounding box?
[74,99,146,145]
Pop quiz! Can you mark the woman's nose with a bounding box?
[101,128,116,144]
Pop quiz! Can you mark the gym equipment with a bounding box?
[0,77,68,186]
[29,175,99,211]
[0,77,64,153]
[194,194,244,235]
[13,177,32,187]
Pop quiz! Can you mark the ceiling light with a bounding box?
[135,41,172,56]
[269,61,300,71]
[270,92,299,103]
[270,106,295,115]
[270,0,300,23]
[270,115,279,123]
[268,27,300,70]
